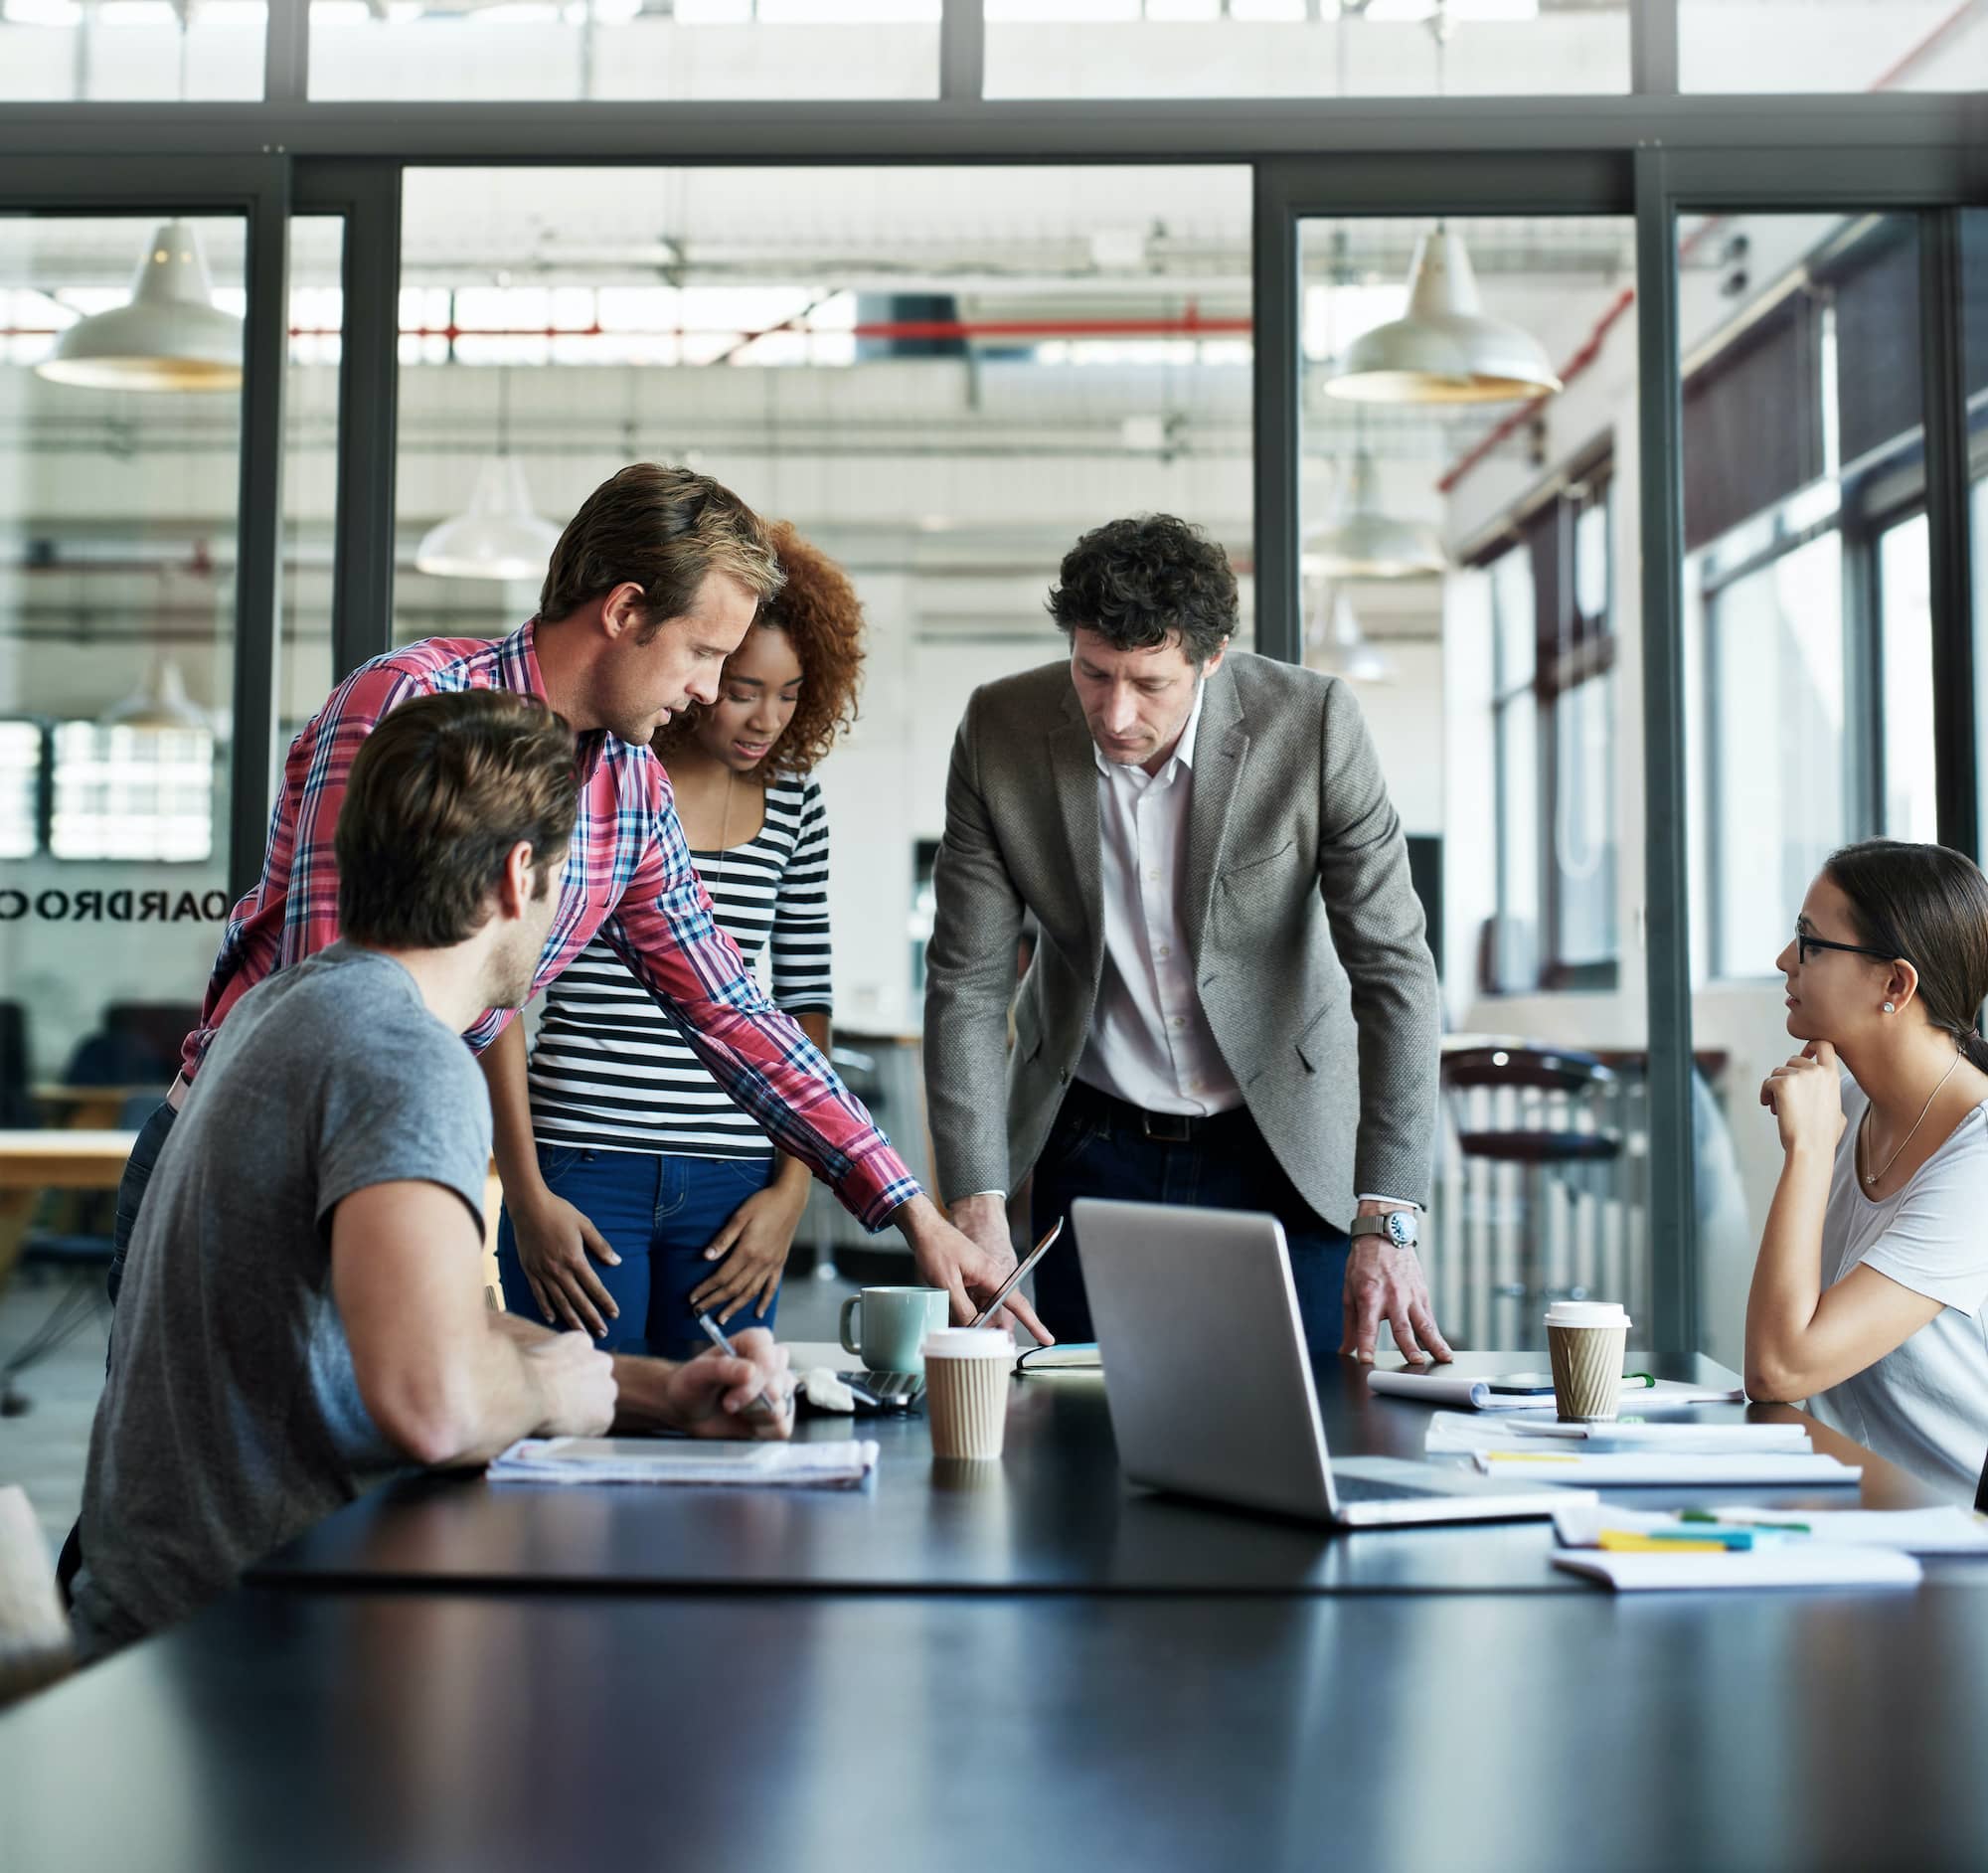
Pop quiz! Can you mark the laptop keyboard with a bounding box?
[1330,1471,1439,1503]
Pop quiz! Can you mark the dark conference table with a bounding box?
[10,1350,1988,1873]
[9,1582,1988,1872]
[248,1350,1974,1599]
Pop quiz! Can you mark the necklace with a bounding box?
[710,769,736,894]
[1861,1045,1963,1186]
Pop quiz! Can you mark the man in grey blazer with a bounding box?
[923,514,1450,1364]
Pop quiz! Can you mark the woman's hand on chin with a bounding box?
[1759,1039,1847,1157]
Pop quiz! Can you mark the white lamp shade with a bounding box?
[1310,591,1395,684]
[36,221,243,393]
[99,657,212,732]
[1301,452,1447,580]
[414,455,564,583]
[1325,229,1563,406]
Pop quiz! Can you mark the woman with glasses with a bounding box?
[1750,838,1988,1495]
[488,522,865,1358]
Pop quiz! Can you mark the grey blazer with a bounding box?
[921,653,1439,1232]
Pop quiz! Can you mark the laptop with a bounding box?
[1071,1197,1594,1527]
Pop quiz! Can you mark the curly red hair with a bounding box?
[654,520,866,780]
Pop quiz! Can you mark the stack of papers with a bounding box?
[1367,1369,1744,1412]
[1553,1501,1988,1553]
[1471,1448,1861,1486]
[1425,1412,1811,1457]
[1553,1548,1922,1592]
[489,1436,880,1488]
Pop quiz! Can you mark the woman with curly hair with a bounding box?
[492,522,865,1355]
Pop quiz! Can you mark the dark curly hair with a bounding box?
[1047,514,1238,667]
[652,520,865,780]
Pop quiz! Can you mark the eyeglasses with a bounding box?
[1794,930,1904,967]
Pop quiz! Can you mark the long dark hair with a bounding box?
[1825,840,1988,1071]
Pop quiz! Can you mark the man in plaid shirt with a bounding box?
[111,463,1046,1343]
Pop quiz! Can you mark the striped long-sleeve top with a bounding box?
[180,619,915,1230]
[527,773,832,1158]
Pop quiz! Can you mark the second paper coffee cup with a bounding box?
[1544,1300,1631,1423]
[921,1328,1014,1459]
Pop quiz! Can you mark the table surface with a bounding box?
[9,1580,1987,1873]
[252,1350,1973,1599]
[0,1128,138,1187]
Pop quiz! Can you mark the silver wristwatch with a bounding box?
[1349,1210,1418,1251]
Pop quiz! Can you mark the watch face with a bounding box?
[1385,1210,1416,1250]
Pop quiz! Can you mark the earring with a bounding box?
[1885,1001,1896,1013]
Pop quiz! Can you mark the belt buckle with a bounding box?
[1142,1109,1194,1143]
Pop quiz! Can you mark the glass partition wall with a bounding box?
[4,15,1986,1349]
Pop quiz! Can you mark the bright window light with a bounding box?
[985,0,1140,21]
[1231,0,1315,18]
[2,0,83,24]
[0,722,40,862]
[96,1,179,23]
[50,724,214,865]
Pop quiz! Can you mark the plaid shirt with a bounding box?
[184,619,919,1231]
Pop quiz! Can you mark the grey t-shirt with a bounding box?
[1806,1081,1988,1500]
[71,943,491,1655]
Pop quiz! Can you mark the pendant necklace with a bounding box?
[1862,1044,1963,1187]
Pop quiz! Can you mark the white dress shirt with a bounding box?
[1065,678,1414,1212]
[1076,680,1242,1117]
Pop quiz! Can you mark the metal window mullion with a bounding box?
[297,159,404,680]
[263,0,309,104]
[1919,208,1980,860]
[1634,146,1698,1356]
[1251,163,1301,665]
[1629,0,1679,96]
[229,163,294,905]
[938,0,984,102]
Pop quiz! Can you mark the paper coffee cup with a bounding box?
[1545,1300,1631,1423]
[921,1328,1013,1460]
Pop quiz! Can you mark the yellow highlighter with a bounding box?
[1597,1531,1730,1554]
[1484,1450,1581,1462]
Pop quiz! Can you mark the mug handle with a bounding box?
[839,1295,863,1358]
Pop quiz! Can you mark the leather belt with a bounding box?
[1063,1079,1247,1145]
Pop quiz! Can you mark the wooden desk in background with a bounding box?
[0,1130,138,1295]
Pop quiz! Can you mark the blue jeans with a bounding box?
[1029,1086,1349,1360]
[496,1144,779,1361]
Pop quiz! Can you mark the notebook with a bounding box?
[1472,1449,1862,1486]
[1425,1412,1812,1456]
[1553,1502,1988,1553]
[1015,1342,1101,1374]
[1553,1547,1921,1592]
[1367,1369,1745,1412]
[489,1437,879,1487]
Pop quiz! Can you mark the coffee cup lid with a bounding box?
[1544,1300,1631,1328]
[921,1328,1014,1360]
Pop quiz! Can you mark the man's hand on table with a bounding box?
[659,1327,795,1441]
[901,1193,1053,1343]
[1340,1200,1452,1368]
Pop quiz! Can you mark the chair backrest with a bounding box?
[1442,1042,1617,1096]
[0,1486,73,1705]
[0,999,33,1127]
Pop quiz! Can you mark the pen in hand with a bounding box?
[692,1307,790,1427]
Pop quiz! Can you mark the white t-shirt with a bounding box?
[1805,1081,1988,1499]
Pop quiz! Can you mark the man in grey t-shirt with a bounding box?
[73,693,793,1657]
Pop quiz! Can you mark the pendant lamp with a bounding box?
[37,221,243,393]
[1302,451,1446,581]
[1311,590,1395,686]
[99,657,212,733]
[414,453,563,583]
[1323,226,1562,407]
